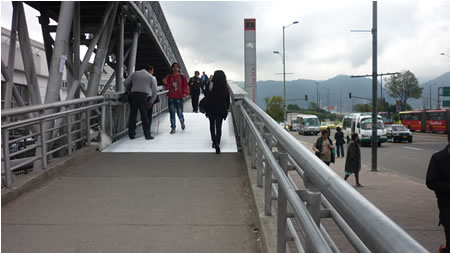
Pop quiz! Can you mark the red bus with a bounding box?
[399,109,450,133]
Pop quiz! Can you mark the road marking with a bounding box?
[403,147,422,151]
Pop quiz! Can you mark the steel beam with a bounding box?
[127,24,141,75]
[17,2,42,105]
[4,2,19,110]
[45,1,75,104]
[116,12,125,92]
[87,2,118,97]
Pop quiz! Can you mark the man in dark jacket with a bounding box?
[426,133,450,253]
[188,71,202,113]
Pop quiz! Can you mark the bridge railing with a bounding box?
[1,90,169,189]
[1,96,106,188]
[229,84,427,253]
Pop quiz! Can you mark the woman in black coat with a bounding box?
[205,70,230,154]
[344,133,363,187]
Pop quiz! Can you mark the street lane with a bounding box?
[289,130,447,183]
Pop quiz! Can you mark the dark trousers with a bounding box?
[191,89,200,112]
[444,223,450,252]
[128,92,150,138]
[209,115,224,145]
[336,144,344,157]
[147,103,153,135]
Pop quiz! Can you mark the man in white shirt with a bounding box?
[124,64,157,140]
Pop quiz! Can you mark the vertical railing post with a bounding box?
[85,110,91,146]
[2,129,13,188]
[66,114,72,155]
[264,133,274,216]
[256,143,263,187]
[277,153,289,253]
[40,120,48,168]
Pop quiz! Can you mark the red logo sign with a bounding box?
[244,19,256,30]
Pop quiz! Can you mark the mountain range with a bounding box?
[232,72,450,112]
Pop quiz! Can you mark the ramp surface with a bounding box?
[103,112,238,153]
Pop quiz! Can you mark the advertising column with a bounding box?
[244,19,256,102]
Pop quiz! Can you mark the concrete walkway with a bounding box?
[2,100,261,253]
[2,152,261,253]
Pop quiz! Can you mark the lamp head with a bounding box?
[441,53,445,55]
[293,21,299,24]
[273,51,280,54]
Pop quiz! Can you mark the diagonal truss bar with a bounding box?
[4,2,19,110]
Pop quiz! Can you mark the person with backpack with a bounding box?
[163,62,190,134]
[188,71,202,113]
[334,126,345,158]
[313,130,335,166]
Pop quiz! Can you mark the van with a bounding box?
[353,114,388,146]
[297,114,320,135]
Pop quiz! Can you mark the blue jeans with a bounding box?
[168,98,184,129]
[336,144,344,157]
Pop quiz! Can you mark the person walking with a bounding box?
[201,71,208,93]
[188,71,202,113]
[313,130,335,166]
[146,66,158,138]
[205,70,230,154]
[163,62,189,134]
[426,133,450,253]
[344,133,362,187]
[335,126,345,158]
[124,64,156,140]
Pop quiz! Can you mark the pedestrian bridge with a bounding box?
[1,1,429,253]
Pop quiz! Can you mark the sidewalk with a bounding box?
[295,141,445,252]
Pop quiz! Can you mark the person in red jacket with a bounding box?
[163,62,190,134]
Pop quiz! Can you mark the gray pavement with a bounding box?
[289,134,445,252]
[2,152,261,253]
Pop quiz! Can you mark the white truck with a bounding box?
[286,113,301,131]
[297,114,320,135]
[351,114,388,146]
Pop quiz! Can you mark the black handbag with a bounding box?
[119,91,130,103]
[199,97,207,114]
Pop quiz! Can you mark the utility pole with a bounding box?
[316,82,319,112]
[371,1,378,172]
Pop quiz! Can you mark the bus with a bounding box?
[378,112,394,126]
[399,109,450,133]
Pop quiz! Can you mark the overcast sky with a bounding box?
[2,1,450,83]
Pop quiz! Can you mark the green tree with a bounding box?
[287,104,301,111]
[354,103,371,112]
[377,98,390,112]
[385,70,423,111]
[264,96,285,122]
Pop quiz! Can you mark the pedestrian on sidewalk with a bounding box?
[124,63,156,140]
[426,133,450,253]
[146,66,158,139]
[205,70,230,154]
[163,62,190,134]
[188,71,202,113]
[335,126,345,158]
[313,130,335,166]
[344,133,363,187]
[201,71,208,93]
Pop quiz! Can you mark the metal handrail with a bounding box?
[1,97,106,189]
[230,85,428,252]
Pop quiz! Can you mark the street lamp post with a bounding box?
[316,82,319,112]
[274,21,299,121]
[322,87,330,109]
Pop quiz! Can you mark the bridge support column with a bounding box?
[127,25,141,75]
[45,1,75,104]
[3,3,19,110]
[116,12,125,92]
[87,2,119,97]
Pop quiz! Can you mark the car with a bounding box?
[327,122,336,129]
[336,123,343,129]
[386,124,412,143]
[320,122,328,131]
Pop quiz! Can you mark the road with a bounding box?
[290,130,448,183]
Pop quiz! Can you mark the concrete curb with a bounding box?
[1,146,97,205]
